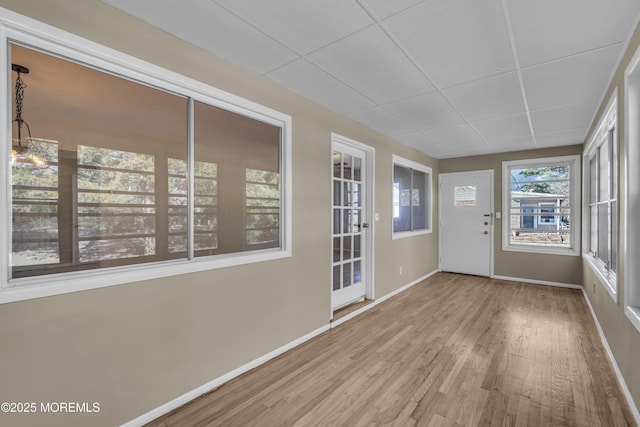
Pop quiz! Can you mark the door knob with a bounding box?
[483,230,489,235]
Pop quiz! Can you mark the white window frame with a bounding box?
[0,8,292,304]
[502,155,581,256]
[391,155,432,239]
[583,92,618,303]
[624,47,640,333]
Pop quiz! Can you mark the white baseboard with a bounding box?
[491,274,582,290]
[580,288,640,425]
[120,323,330,427]
[330,269,440,329]
[122,269,440,426]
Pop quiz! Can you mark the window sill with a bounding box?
[502,244,579,257]
[583,254,618,303]
[0,248,291,305]
[392,229,432,240]
[625,306,640,335]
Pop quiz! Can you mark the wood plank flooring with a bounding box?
[147,273,636,426]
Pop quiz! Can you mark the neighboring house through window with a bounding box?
[503,155,580,256]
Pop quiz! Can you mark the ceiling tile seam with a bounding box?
[210,0,303,67]
[378,104,431,131]
[536,126,592,136]
[520,42,625,72]
[528,97,601,114]
[436,68,518,91]
[499,0,537,148]
[358,0,431,23]
[582,8,640,145]
[374,21,498,152]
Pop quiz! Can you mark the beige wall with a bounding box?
[0,2,438,426]
[439,145,583,285]
[581,19,640,415]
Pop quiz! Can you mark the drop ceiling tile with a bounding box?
[102,0,298,74]
[522,45,622,111]
[490,135,536,152]
[308,26,434,104]
[442,72,525,121]
[420,142,459,159]
[384,92,464,130]
[531,100,598,135]
[472,114,531,145]
[536,128,588,148]
[509,0,640,67]
[361,0,426,19]
[426,123,488,150]
[267,59,375,114]
[395,131,456,158]
[348,107,416,136]
[215,0,374,55]
[384,0,515,88]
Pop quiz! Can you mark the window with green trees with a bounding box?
[503,156,580,255]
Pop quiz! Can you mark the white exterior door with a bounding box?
[439,170,493,276]
[331,136,373,311]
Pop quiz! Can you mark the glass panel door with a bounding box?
[332,142,368,310]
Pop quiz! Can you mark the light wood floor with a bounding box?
[148,273,636,426]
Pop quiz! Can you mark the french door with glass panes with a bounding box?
[331,138,372,311]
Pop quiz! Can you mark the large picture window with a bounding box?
[392,155,432,237]
[584,94,618,300]
[502,155,580,256]
[4,38,289,298]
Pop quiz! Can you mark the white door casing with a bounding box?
[331,134,374,312]
[439,170,494,277]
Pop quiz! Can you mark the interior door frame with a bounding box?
[438,169,494,277]
[330,133,375,319]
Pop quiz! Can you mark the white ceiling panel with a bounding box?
[384,0,515,88]
[536,128,588,148]
[522,45,622,111]
[360,0,426,20]
[384,92,464,130]
[267,59,375,114]
[509,0,640,67]
[347,107,415,136]
[102,0,298,74]
[426,123,488,150]
[472,114,531,145]
[530,100,599,135]
[215,0,375,55]
[489,135,536,152]
[308,26,434,104]
[442,72,525,121]
[100,0,639,159]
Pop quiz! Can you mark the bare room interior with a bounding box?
[0,1,639,426]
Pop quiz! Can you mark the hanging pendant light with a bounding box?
[11,63,44,166]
